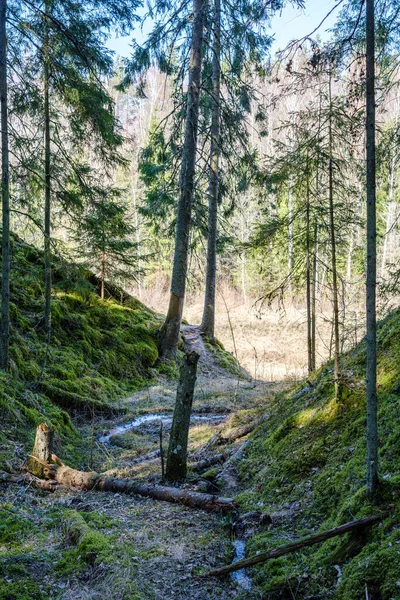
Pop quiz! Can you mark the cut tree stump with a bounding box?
[202,514,388,577]
[27,422,54,478]
[27,424,237,513]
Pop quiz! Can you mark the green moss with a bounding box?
[0,581,45,600]
[1,236,164,469]
[236,307,400,599]
[204,340,242,375]
[0,507,34,544]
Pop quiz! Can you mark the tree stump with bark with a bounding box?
[166,350,200,481]
[27,422,54,478]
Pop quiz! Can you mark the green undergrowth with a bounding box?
[0,236,162,469]
[236,308,400,599]
[204,337,245,376]
[0,501,140,599]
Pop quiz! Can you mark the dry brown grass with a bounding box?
[141,281,338,381]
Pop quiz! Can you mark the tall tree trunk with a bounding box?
[240,210,247,305]
[44,0,51,341]
[306,159,312,374]
[158,0,205,360]
[100,251,105,301]
[200,0,221,339]
[381,86,399,276]
[288,178,293,294]
[165,351,199,481]
[0,0,10,370]
[132,168,142,299]
[328,73,341,401]
[311,223,318,372]
[366,0,378,498]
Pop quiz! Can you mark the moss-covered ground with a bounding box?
[230,307,400,599]
[0,237,163,470]
[2,236,400,599]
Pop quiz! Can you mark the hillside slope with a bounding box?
[232,308,400,599]
[0,237,163,469]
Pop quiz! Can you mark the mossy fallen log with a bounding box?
[28,424,237,513]
[62,509,112,565]
[202,514,389,577]
[190,450,234,472]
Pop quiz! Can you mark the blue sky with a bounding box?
[106,0,342,58]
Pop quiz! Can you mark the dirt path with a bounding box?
[1,327,278,599]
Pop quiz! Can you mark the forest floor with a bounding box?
[1,327,279,600]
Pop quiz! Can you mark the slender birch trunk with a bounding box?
[158,0,204,359]
[0,0,10,370]
[201,0,221,339]
[366,0,378,498]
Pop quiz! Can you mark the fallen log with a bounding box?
[202,416,265,453]
[190,450,234,472]
[202,514,388,577]
[1,471,59,491]
[27,425,237,513]
[62,509,110,565]
[218,417,265,445]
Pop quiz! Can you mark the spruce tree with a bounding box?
[0,0,10,370]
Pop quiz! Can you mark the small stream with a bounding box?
[99,413,227,445]
[231,539,252,591]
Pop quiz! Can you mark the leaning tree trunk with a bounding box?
[200,0,221,340]
[166,351,200,481]
[366,0,378,498]
[43,0,51,340]
[158,0,205,360]
[0,0,10,370]
[328,72,341,401]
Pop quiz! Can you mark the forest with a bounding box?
[0,0,399,598]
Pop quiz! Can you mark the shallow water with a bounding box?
[99,413,226,444]
[231,539,252,590]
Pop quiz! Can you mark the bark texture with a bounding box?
[158,0,205,360]
[366,0,378,498]
[27,423,54,478]
[0,0,10,370]
[166,351,200,481]
[200,0,221,339]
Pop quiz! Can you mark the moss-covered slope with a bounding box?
[237,308,400,599]
[0,237,162,468]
